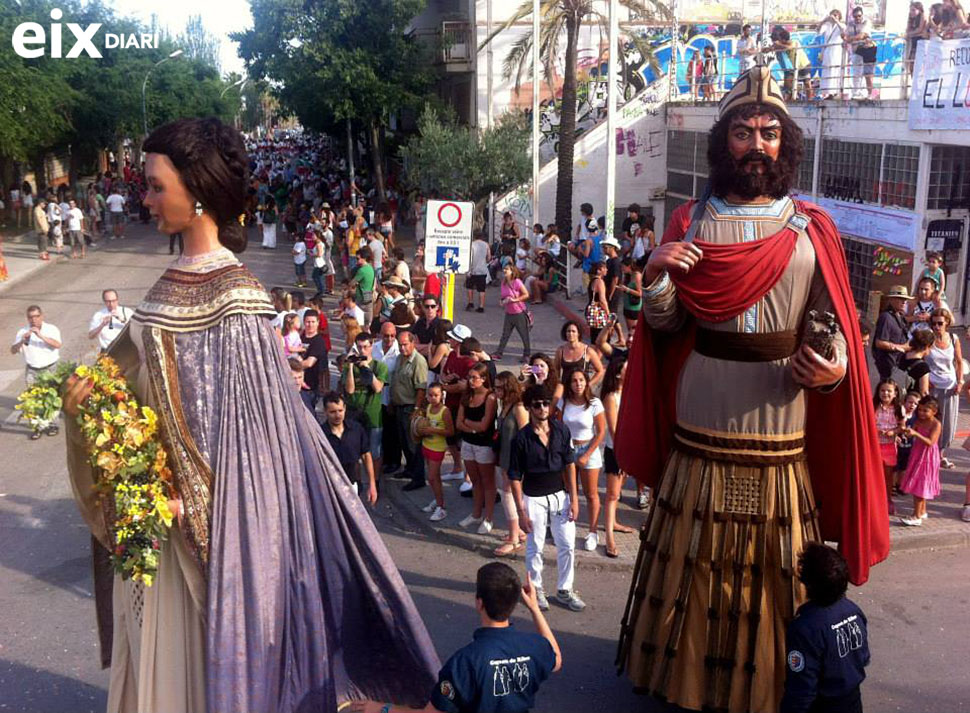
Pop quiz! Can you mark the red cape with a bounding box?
[616,200,889,585]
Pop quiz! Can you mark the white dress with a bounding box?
[820,20,845,96]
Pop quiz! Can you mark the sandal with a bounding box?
[494,541,523,557]
[605,544,619,558]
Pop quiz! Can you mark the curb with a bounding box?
[0,230,62,295]
[888,524,970,553]
[380,478,642,573]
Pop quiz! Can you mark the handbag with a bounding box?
[526,308,535,329]
[585,301,609,329]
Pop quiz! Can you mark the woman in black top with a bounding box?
[500,211,520,258]
[901,328,934,395]
[457,363,498,534]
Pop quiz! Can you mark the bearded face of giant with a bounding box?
[706,104,804,201]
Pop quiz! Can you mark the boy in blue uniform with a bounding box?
[781,543,871,713]
[352,562,561,713]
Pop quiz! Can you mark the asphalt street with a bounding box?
[0,224,968,712]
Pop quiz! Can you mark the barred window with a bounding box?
[695,131,709,173]
[881,144,919,210]
[820,139,881,204]
[928,145,970,210]
[667,130,695,172]
[841,236,874,310]
[667,171,694,196]
[795,138,815,192]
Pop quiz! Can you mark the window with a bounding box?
[881,144,918,210]
[841,236,874,309]
[928,146,970,210]
[796,138,815,193]
[820,139,881,204]
[667,130,694,172]
[667,171,694,196]
[818,139,919,209]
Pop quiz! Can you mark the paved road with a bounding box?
[1,225,968,712]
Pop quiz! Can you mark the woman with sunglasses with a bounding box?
[926,307,963,468]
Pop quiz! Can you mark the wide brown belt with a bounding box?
[694,327,798,362]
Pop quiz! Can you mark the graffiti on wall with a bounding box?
[507,26,901,164]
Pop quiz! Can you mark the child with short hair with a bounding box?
[287,357,315,414]
[351,562,561,713]
[292,232,308,287]
[780,543,870,713]
[920,251,946,295]
[899,394,942,526]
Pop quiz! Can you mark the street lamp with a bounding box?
[220,77,248,99]
[142,49,184,136]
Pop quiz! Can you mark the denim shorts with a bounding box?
[369,427,383,459]
[574,441,603,470]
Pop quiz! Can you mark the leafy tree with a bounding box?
[235,0,436,200]
[401,105,531,225]
[481,0,669,236]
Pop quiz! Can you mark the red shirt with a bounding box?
[442,351,475,411]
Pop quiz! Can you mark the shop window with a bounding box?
[928,146,970,210]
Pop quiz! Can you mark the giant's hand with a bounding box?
[790,345,845,389]
[643,241,703,284]
[62,374,94,418]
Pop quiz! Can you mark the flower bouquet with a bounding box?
[15,362,76,433]
[16,354,175,586]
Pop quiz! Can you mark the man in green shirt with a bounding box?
[351,246,376,327]
[391,330,429,491]
[341,332,388,476]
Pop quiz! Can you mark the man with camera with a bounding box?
[341,332,389,477]
[87,289,132,352]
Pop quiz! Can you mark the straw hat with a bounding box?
[885,285,913,299]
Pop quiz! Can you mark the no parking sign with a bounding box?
[424,200,473,274]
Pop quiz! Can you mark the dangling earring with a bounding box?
[195,201,203,216]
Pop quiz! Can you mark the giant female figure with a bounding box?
[63,118,439,713]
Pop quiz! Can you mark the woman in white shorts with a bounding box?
[456,363,498,535]
[558,367,606,552]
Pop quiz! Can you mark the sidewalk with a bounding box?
[381,292,970,569]
[0,230,64,294]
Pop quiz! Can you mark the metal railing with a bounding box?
[670,38,914,103]
[442,21,472,64]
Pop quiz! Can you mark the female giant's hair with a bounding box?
[707,104,804,200]
[142,117,249,252]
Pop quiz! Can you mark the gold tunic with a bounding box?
[617,196,847,713]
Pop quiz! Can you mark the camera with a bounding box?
[346,354,366,364]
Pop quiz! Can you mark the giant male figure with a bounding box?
[615,68,888,713]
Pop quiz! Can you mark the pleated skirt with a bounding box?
[616,426,821,713]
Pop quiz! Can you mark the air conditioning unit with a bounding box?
[650,187,666,200]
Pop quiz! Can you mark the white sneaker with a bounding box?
[584,532,598,551]
[458,481,474,493]
[430,506,448,522]
[477,519,493,535]
[961,504,970,522]
[441,470,465,481]
[459,514,483,528]
[900,516,923,527]
[421,499,438,513]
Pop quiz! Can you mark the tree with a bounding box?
[480,0,669,237]
[235,0,436,201]
[178,14,222,71]
[401,105,531,226]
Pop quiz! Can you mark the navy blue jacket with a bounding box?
[780,597,870,713]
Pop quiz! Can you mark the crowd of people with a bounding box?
[7,87,968,712]
[868,255,970,526]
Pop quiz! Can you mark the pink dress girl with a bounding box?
[899,420,941,500]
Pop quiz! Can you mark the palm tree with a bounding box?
[481,0,670,237]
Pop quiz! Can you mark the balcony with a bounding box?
[441,21,473,72]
